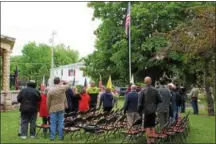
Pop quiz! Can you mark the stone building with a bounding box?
[0,35,16,111]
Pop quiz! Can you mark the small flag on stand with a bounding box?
[84,77,87,88]
[99,75,103,90]
[72,77,75,86]
[14,65,19,90]
[72,70,76,86]
[106,75,112,89]
[40,75,46,91]
[130,74,134,85]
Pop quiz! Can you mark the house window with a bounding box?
[68,69,76,76]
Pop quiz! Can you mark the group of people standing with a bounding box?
[17,77,119,140]
[123,76,192,144]
[17,75,199,143]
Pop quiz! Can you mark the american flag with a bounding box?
[125,2,131,37]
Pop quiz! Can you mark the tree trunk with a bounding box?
[203,59,215,116]
[214,49,216,108]
[0,55,2,91]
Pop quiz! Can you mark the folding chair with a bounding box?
[64,118,81,140]
[121,118,143,144]
[113,115,127,138]
[85,115,95,125]
[64,111,76,118]
[114,108,119,113]
[36,124,50,138]
[83,118,107,143]
[119,107,124,115]
[148,121,170,144]
[101,115,118,139]
[171,114,190,143]
[184,111,191,135]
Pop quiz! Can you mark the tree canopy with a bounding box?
[164,5,215,115]
[10,42,79,86]
[84,2,213,86]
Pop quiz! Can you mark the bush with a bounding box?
[136,82,145,87]
[76,85,83,93]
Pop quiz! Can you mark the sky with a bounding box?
[1,2,101,58]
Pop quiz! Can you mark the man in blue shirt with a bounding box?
[124,85,140,129]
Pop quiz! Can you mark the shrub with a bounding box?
[76,85,83,93]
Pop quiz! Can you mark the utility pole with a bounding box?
[49,31,56,87]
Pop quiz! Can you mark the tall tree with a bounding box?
[10,42,79,86]
[54,44,79,67]
[166,5,215,115]
[85,2,209,85]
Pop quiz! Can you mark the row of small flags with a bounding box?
[40,74,134,90]
[14,65,135,90]
[103,74,134,89]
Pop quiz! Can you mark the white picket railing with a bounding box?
[0,91,20,105]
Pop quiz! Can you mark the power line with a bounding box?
[10,62,50,65]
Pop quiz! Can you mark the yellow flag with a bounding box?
[106,75,112,89]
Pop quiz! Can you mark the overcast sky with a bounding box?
[1,2,101,58]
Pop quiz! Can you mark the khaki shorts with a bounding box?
[126,112,140,129]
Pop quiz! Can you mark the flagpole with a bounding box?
[49,31,56,87]
[128,2,132,83]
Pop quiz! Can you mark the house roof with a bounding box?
[53,62,85,70]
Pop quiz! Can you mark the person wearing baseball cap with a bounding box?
[17,80,41,139]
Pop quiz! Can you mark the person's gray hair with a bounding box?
[131,85,136,90]
[29,80,36,83]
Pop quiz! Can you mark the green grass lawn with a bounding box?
[1,97,215,143]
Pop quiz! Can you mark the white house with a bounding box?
[53,62,91,86]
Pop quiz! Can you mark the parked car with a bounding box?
[119,87,127,96]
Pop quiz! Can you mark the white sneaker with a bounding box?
[21,136,27,139]
[30,136,35,139]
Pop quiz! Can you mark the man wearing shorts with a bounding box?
[138,77,162,144]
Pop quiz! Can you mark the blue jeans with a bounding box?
[21,112,37,137]
[191,99,198,114]
[181,101,185,113]
[18,115,21,135]
[172,111,178,123]
[49,110,64,140]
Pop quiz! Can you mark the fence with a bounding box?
[0,90,20,105]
